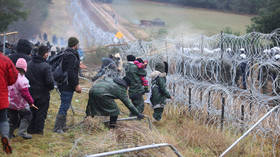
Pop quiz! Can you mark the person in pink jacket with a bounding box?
[8,58,38,139]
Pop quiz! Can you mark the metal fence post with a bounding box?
[207,91,211,121]
[200,90,203,103]
[188,87,191,112]
[241,105,245,133]
[221,95,225,131]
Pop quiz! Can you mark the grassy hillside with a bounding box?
[40,0,78,44]
[112,0,252,39]
[2,79,277,157]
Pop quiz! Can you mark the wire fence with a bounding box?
[69,0,280,154]
[112,29,280,156]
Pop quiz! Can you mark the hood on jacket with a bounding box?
[16,39,32,55]
[155,62,165,73]
[150,70,166,80]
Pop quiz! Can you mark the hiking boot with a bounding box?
[1,137,12,154]
[18,119,32,139]
[0,121,12,153]
[53,114,67,133]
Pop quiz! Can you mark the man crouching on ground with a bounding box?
[85,77,144,128]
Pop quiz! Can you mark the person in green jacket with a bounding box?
[150,62,172,121]
[125,55,147,116]
[86,77,144,128]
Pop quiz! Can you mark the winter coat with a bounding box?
[9,53,31,65]
[125,62,147,98]
[58,48,80,92]
[26,55,54,96]
[0,53,18,110]
[8,73,34,110]
[86,78,140,117]
[150,70,171,108]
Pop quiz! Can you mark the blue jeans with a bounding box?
[58,91,74,115]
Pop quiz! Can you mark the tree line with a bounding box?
[0,0,51,38]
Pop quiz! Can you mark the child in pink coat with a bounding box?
[134,58,149,92]
[8,58,38,139]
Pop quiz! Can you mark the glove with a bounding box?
[137,114,145,120]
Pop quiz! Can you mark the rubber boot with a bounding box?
[18,119,32,139]
[109,116,118,129]
[62,115,68,132]
[53,114,66,133]
[0,121,12,154]
[8,126,16,139]
[153,108,164,121]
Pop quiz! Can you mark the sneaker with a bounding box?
[1,137,12,154]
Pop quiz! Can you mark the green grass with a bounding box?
[112,0,253,38]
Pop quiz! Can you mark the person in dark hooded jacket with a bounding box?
[9,39,32,65]
[26,45,54,134]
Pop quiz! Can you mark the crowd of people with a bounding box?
[0,36,171,154]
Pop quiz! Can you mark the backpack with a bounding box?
[48,52,68,85]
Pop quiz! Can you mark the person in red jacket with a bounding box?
[0,51,18,154]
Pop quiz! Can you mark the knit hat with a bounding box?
[16,39,32,55]
[16,58,27,72]
[155,62,165,73]
[127,55,136,61]
[68,37,79,47]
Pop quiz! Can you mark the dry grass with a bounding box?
[1,79,277,157]
[148,105,278,157]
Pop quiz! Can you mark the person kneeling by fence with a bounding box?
[85,77,144,128]
[150,62,172,121]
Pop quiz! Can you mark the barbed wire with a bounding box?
[114,29,280,156]
[69,0,280,154]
